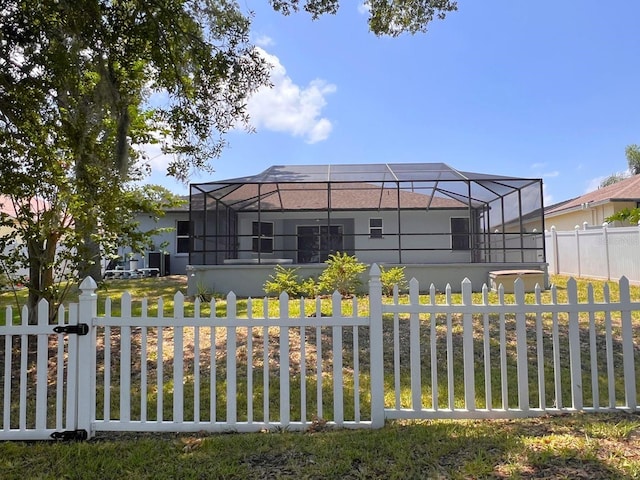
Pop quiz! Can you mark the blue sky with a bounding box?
[145,0,640,207]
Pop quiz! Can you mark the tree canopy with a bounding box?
[626,144,640,175]
[599,143,640,188]
[0,0,457,318]
[270,0,457,35]
[602,144,640,225]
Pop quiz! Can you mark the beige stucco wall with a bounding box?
[0,225,12,238]
[186,262,549,297]
[546,201,637,231]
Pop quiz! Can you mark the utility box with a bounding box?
[489,269,545,293]
[148,252,171,276]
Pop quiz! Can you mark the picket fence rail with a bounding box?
[1,264,640,441]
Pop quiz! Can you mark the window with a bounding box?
[176,220,191,254]
[252,221,274,253]
[451,217,470,250]
[369,218,383,238]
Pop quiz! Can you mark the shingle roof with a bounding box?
[546,174,640,215]
[214,182,467,210]
[192,163,542,212]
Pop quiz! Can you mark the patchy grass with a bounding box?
[1,413,640,479]
[2,274,640,478]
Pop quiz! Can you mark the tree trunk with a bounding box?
[78,233,103,283]
[26,238,43,325]
[26,233,60,324]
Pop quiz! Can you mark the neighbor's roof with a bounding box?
[0,196,13,217]
[0,195,47,218]
[191,163,542,211]
[546,174,640,215]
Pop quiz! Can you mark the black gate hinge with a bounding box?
[53,323,89,336]
[50,429,88,441]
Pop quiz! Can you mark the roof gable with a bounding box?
[546,175,640,215]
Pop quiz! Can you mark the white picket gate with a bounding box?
[1,265,640,441]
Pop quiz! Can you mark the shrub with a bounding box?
[380,266,408,296]
[317,252,367,297]
[263,265,301,297]
[195,281,214,302]
[299,276,319,298]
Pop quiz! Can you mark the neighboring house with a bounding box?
[120,199,190,276]
[545,174,640,230]
[185,163,547,296]
[0,197,18,279]
[0,196,14,241]
[0,195,47,280]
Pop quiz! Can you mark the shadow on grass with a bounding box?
[0,414,638,479]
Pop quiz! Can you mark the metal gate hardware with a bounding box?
[52,323,89,335]
[50,430,88,441]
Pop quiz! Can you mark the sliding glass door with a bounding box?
[297,225,343,263]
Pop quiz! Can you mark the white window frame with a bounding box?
[176,220,190,254]
[450,217,470,251]
[369,218,383,239]
[252,221,274,253]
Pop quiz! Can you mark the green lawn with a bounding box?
[1,413,640,479]
[2,274,640,478]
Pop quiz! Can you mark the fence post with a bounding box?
[550,226,559,274]
[514,278,529,411]
[619,276,637,409]
[603,223,611,281]
[226,292,237,425]
[574,225,581,278]
[369,264,385,428]
[461,278,475,411]
[566,278,583,410]
[77,276,97,439]
[280,292,291,426]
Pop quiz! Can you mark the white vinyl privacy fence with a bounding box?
[546,223,640,284]
[1,265,640,440]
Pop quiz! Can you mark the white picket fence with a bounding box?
[1,265,639,440]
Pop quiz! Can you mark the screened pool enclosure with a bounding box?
[188,163,545,268]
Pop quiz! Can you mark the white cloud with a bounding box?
[254,35,274,48]
[247,48,336,144]
[585,176,606,193]
[139,142,170,171]
[543,184,553,207]
[357,2,371,15]
[529,163,558,178]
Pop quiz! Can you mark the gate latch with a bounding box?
[53,324,89,336]
[50,429,88,441]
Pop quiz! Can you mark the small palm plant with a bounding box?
[318,252,367,297]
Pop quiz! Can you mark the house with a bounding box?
[0,196,14,239]
[0,195,44,280]
[118,199,190,276]
[185,163,547,296]
[545,174,640,230]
